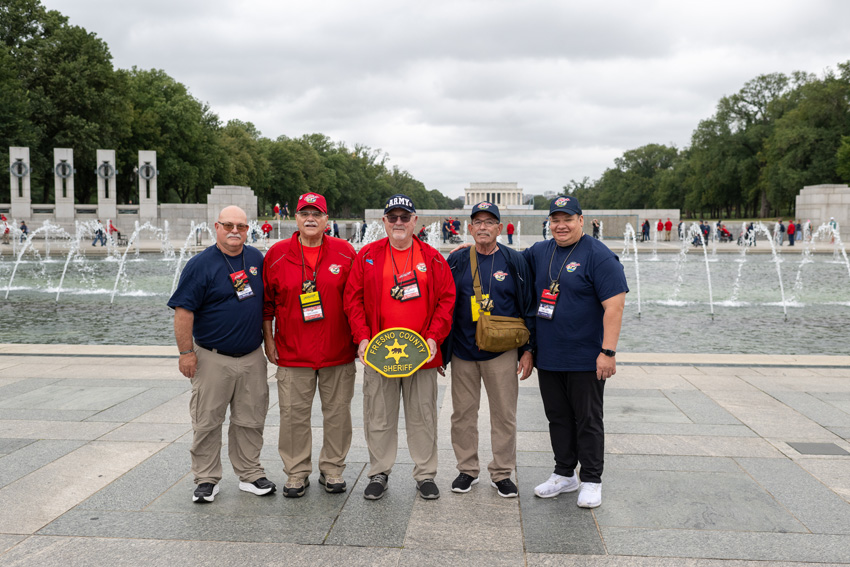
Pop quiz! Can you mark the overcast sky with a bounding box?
[43,0,850,199]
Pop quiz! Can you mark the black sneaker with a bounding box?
[283,477,309,498]
[417,478,440,500]
[192,482,219,503]
[364,473,388,500]
[319,473,347,493]
[451,473,479,493]
[491,478,518,498]
[239,477,276,496]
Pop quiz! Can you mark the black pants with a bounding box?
[537,369,605,483]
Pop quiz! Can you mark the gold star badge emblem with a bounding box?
[384,339,409,364]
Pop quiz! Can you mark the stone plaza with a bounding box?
[0,345,849,566]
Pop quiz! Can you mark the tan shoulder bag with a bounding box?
[470,246,530,352]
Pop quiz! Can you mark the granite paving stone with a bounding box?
[0,441,165,533]
[326,463,415,547]
[517,466,605,555]
[0,536,402,567]
[37,508,334,544]
[767,391,850,427]
[594,469,805,532]
[76,443,189,511]
[606,433,784,458]
[604,396,691,423]
[0,385,147,411]
[604,423,754,436]
[605,454,742,474]
[708,390,836,440]
[662,389,743,424]
[98,422,191,443]
[0,439,86,489]
[0,437,35,455]
[0,419,122,440]
[398,549,526,566]
[795,457,850,503]
[0,534,25,554]
[131,391,192,423]
[0,408,98,421]
[735,457,850,534]
[85,387,188,422]
[601,528,850,563]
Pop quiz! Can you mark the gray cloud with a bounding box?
[44,0,850,197]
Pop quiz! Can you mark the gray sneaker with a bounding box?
[416,478,440,500]
[364,473,389,500]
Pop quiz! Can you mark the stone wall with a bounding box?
[795,184,848,240]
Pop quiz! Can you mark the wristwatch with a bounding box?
[601,348,616,357]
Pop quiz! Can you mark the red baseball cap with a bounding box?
[296,193,327,213]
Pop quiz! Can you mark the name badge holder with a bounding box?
[299,291,324,322]
[390,270,421,302]
[537,288,558,319]
[230,270,255,301]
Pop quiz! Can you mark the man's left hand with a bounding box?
[596,353,616,380]
[517,350,534,380]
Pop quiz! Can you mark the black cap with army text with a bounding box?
[549,195,582,216]
[384,194,416,214]
[470,201,501,222]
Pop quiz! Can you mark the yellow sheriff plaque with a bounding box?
[364,327,431,378]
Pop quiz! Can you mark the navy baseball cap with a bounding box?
[470,201,500,222]
[549,195,582,216]
[384,194,416,214]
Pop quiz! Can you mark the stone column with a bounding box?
[9,147,31,219]
[54,148,75,220]
[138,150,158,223]
[96,149,117,220]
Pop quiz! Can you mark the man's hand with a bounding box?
[596,353,616,380]
[426,338,437,363]
[264,341,278,366]
[178,352,197,379]
[448,242,472,255]
[357,339,369,364]
[517,350,534,380]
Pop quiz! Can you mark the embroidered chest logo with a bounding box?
[566,262,581,273]
[249,266,258,276]
[328,264,341,275]
[416,262,427,272]
[493,270,508,281]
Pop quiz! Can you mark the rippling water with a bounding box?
[1,248,848,354]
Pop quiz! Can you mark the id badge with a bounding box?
[393,271,421,302]
[470,294,491,322]
[299,291,324,322]
[537,288,558,319]
[230,270,255,301]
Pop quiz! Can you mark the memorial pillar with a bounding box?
[9,147,31,220]
[138,150,158,223]
[54,148,75,220]
[96,149,117,220]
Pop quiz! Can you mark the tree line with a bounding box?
[0,0,459,217]
[565,64,850,219]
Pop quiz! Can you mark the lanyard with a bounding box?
[390,242,413,276]
[546,235,582,294]
[299,236,324,285]
[218,246,246,273]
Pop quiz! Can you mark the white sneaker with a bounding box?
[533,473,579,498]
[577,482,602,508]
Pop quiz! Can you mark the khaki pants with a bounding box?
[276,362,356,481]
[450,350,519,482]
[363,366,438,482]
[189,346,269,484]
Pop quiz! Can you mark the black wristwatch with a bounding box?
[601,349,616,357]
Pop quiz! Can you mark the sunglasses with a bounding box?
[217,222,249,232]
[386,214,412,224]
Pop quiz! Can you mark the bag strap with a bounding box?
[469,245,483,303]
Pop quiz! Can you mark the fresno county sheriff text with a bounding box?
[369,330,428,373]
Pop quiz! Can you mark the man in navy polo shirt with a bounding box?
[522,196,628,508]
[443,202,535,498]
[169,205,276,503]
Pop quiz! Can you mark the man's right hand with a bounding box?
[178,352,197,378]
[264,342,278,366]
[357,339,369,364]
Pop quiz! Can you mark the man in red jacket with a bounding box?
[344,194,456,501]
[263,192,357,498]
[664,218,672,241]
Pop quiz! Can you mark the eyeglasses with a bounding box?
[217,221,249,232]
[471,219,498,227]
[386,214,412,224]
[296,210,325,218]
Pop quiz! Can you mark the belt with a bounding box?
[197,344,251,358]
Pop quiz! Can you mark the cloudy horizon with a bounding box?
[42,0,850,199]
